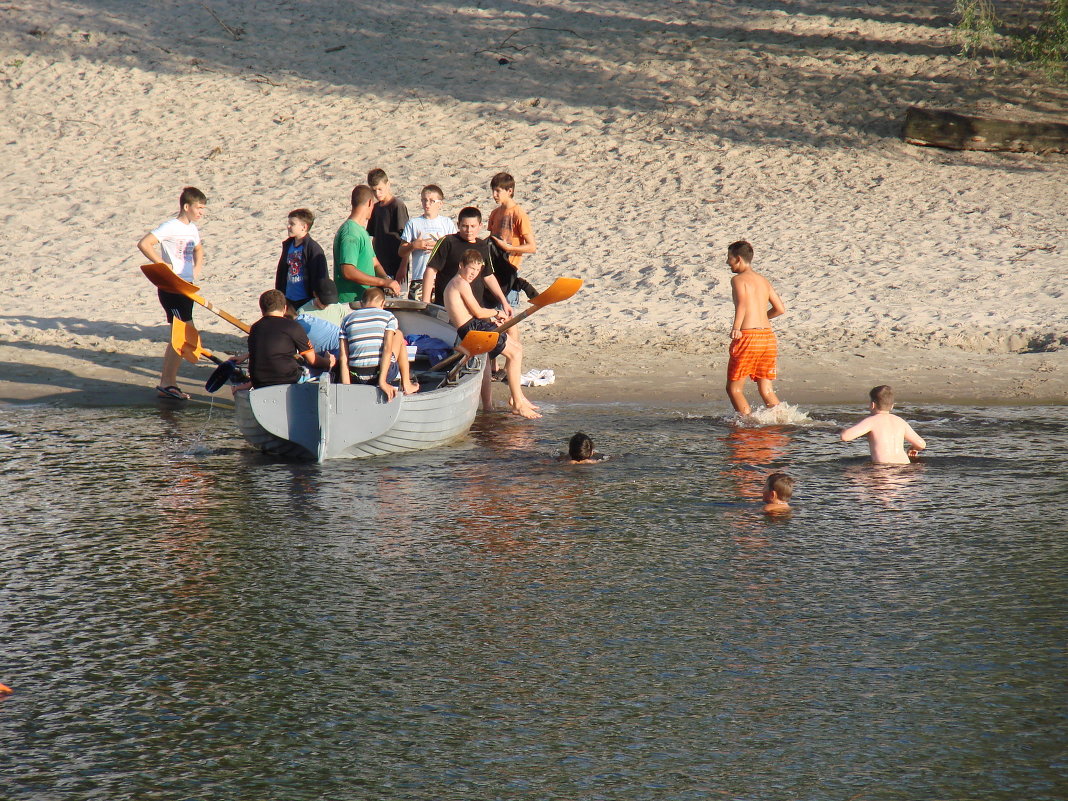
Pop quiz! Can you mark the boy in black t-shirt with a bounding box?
[241,290,335,388]
[367,168,409,281]
[421,206,511,312]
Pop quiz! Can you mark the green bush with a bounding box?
[954,0,1068,77]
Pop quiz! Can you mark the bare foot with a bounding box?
[402,381,420,395]
[509,397,542,419]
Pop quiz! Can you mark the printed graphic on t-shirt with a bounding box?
[285,243,305,299]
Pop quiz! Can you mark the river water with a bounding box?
[1,399,1065,800]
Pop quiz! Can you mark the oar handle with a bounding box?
[193,295,252,333]
[430,350,465,372]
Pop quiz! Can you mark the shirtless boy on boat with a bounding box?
[725,240,786,416]
[443,249,540,419]
[840,385,926,465]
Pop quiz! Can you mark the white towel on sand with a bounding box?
[520,368,555,387]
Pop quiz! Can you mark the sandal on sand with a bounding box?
[156,385,190,400]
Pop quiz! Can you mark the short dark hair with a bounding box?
[727,240,753,263]
[180,186,207,207]
[421,184,444,200]
[765,472,794,501]
[288,208,314,229]
[460,249,484,268]
[314,278,338,304]
[351,185,375,209]
[569,432,594,461]
[259,289,287,315]
[367,168,388,187]
[490,172,515,193]
[362,287,386,305]
[870,385,894,410]
[457,206,482,223]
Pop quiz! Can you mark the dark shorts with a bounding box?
[353,359,400,385]
[158,289,194,323]
[457,318,506,360]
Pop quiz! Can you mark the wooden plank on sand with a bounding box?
[902,106,1068,153]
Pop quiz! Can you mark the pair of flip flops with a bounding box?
[156,385,190,400]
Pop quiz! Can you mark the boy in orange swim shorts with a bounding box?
[725,240,787,416]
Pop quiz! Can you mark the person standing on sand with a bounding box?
[725,240,786,416]
[136,186,207,401]
[333,185,402,305]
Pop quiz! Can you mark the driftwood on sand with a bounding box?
[902,106,1068,154]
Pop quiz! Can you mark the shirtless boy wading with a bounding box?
[725,240,786,416]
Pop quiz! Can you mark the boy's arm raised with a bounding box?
[840,417,873,442]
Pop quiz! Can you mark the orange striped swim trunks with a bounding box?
[727,328,778,382]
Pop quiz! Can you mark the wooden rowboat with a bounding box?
[140,262,582,461]
[233,300,483,461]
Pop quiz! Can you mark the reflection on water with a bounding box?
[0,402,1065,800]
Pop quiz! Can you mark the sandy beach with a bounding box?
[1,0,1065,409]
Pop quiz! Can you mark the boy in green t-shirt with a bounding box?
[333,185,401,304]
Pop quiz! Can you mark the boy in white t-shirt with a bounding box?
[398,184,457,300]
[137,186,207,400]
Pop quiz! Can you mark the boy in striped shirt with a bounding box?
[339,288,419,400]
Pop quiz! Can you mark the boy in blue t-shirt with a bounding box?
[274,208,328,313]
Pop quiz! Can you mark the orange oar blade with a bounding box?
[141,262,201,294]
[529,277,582,308]
[458,330,499,357]
[169,318,212,364]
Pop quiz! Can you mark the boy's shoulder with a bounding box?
[154,216,198,234]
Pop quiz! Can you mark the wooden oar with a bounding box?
[433,276,583,373]
[142,262,252,333]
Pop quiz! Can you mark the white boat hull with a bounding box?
[232,302,484,461]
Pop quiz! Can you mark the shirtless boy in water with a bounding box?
[443,249,540,419]
[725,240,786,415]
[762,472,794,514]
[840,385,926,465]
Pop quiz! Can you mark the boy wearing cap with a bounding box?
[297,278,348,326]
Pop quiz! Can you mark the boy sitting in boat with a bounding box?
[840,385,926,465]
[443,250,540,420]
[339,288,419,400]
[296,278,348,326]
[245,289,335,388]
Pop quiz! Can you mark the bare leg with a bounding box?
[503,339,540,419]
[389,330,419,394]
[756,379,780,408]
[160,344,184,392]
[726,378,751,416]
[480,360,494,410]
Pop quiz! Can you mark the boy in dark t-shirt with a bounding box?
[421,206,511,311]
[367,168,409,281]
[244,290,335,388]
